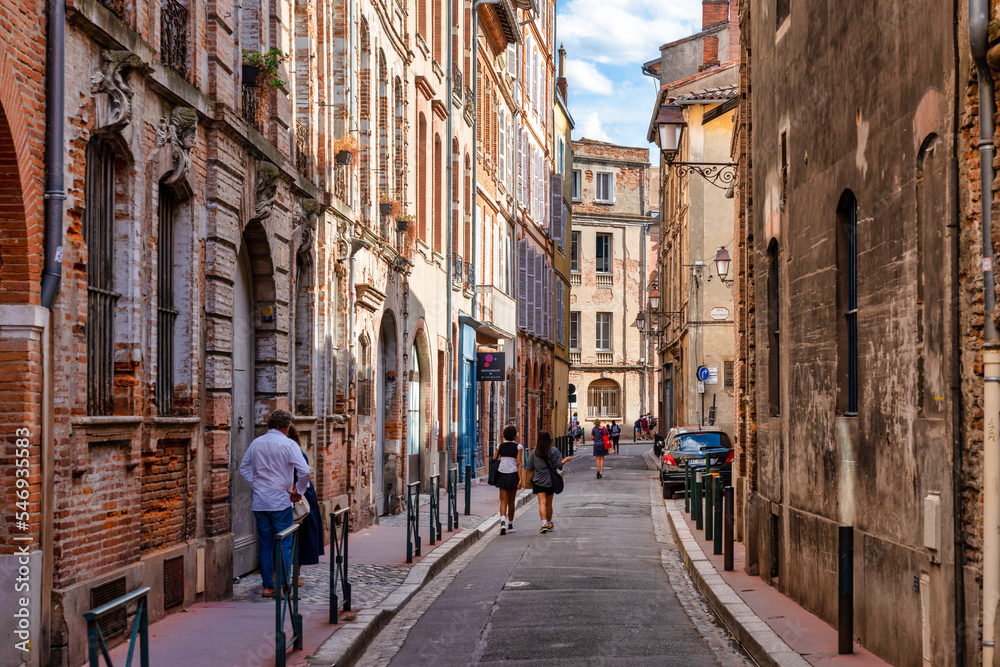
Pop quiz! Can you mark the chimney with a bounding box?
[729,0,740,63]
[702,0,729,29]
[700,35,720,71]
[556,43,568,103]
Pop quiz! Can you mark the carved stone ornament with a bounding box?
[292,198,321,255]
[91,50,144,132]
[252,162,281,222]
[156,107,198,187]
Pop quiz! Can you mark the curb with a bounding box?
[663,500,810,667]
[307,490,534,667]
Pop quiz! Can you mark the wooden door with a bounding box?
[231,250,257,576]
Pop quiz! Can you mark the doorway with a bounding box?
[231,248,256,576]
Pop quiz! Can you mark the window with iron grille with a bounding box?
[90,577,127,640]
[587,380,621,419]
[86,139,120,416]
[156,186,178,415]
[596,172,614,202]
[837,192,858,415]
[357,338,372,416]
[595,312,612,351]
[570,232,580,272]
[595,234,611,274]
[569,312,579,350]
[724,360,734,390]
[161,0,189,78]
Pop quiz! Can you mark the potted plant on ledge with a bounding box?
[396,213,415,233]
[334,135,360,165]
[241,48,289,88]
[379,191,397,216]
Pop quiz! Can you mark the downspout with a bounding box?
[446,0,454,476]
[40,0,65,659]
[641,220,652,417]
[952,1,967,665]
[971,1,1000,664]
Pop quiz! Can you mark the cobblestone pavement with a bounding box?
[232,561,410,609]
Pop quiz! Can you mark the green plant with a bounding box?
[242,48,289,89]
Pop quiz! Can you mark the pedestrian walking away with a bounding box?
[288,425,324,581]
[493,424,524,535]
[238,409,311,598]
[574,422,584,445]
[609,420,621,454]
[592,419,609,478]
[526,430,571,533]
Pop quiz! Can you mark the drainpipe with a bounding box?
[952,2,967,665]
[971,1,1000,664]
[446,0,454,478]
[40,0,65,659]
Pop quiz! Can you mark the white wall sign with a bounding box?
[710,307,730,320]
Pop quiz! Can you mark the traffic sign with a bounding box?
[697,366,710,381]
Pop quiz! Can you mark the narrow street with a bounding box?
[356,444,748,666]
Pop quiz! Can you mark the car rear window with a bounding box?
[673,432,731,451]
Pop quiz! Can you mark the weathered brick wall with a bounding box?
[140,439,195,553]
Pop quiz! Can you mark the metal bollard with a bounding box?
[705,474,714,541]
[684,461,690,513]
[694,471,703,530]
[838,525,854,655]
[713,476,723,555]
[464,464,472,515]
[723,486,734,570]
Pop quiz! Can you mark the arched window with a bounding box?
[587,379,620,419]
[836,192,858,415]
[417,114,428,242]
[86,138,120,416]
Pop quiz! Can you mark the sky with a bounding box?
[555,0,702,161]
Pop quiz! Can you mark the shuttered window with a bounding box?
[518,239,528,330]
[86,139,119,416]
[534,254,543,338]
[526,246,536,333]
[556,281,565,348]
[498,110,506,184]
[551,174,564,243]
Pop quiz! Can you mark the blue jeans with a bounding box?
[254,508,294,590]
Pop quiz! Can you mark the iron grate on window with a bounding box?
[90,577,128,639]
[164,556,184,609]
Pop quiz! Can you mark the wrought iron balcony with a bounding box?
[466,258,476,286]
[161,0,188,77]
[452,65,463,99]
[242,83,260,128]
[475,285,517,339]
[452,254,463,284]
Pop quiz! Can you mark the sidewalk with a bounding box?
[663,498,889,667]
[106,479,531,667]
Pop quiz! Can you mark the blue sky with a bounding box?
[556,0,702,161]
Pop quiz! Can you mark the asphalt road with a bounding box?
[367,445,740,666]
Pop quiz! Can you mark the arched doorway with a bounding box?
[376,313,398,516]
[231,246,256,575]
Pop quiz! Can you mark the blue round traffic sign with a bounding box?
[697,366,710,381]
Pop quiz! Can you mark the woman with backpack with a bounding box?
[526,430,571,533]
[591,419,609,479]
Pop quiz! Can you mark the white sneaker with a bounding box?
[500,519,507,535]
[507,522,515,533]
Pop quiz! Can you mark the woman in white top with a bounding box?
[493,424,524,535]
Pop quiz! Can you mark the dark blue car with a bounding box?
[659,427,733,499]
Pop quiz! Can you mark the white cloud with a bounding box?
[564,59,614,96]
[577,112,612,142]
[558,0,701,67]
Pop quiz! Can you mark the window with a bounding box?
[570,231,580,272]
[358,337,372,416]
[86,138,119,416]
[557,137,565,174]
[596,313,612,350]
[556,281,565,347]
[724,360,734,390]
[776,0,790,28]
[780,131,788,206]
[596,172,613,202]
[837,192,858,415]
[767,241,780,416]
[569,312,580,349]
[407,344,421,455]
[498,110,506,184]
[595,234,611,273]
[572,169,582,200]
[157,186,179,415]
[587,380,621,419]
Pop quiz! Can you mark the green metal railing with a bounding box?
[274,522,302,667]
[329,508,351,624]
[406,481,421,563]
[447,466,460,531]
[428,474,442,545]
[85,587,150,667]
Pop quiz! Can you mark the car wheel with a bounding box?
[662,483,671,500]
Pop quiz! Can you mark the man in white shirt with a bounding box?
[238,409,311,597]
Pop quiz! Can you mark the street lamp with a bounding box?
[656,104,686,156]
[656,102,737,190]
[714,246,734,288]
[649,290,660,312]
[634,310,646,331]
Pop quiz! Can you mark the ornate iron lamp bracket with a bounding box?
[665,161,737,190]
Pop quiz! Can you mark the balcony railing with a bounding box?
[569,351,581,364]
[475,285,517,339]
[452,254,463,284]
[242,83,261,129]
[452,65,464,100]
[570,272,581,286]
[161,0,188,77]
[295,121,308,177]
[467,259,475,287]
[596,351,613,364]
[596,273,613,288]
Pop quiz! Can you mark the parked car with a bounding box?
[659,427,733,499]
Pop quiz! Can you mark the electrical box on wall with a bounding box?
[923,493,941,563]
